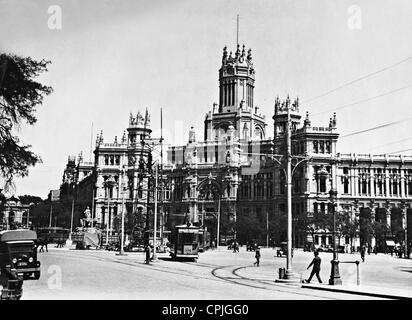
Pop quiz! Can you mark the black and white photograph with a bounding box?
[0,0,411,309]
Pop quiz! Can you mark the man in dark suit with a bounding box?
[305,250,322,283]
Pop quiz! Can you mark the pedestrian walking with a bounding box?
[233,241,239,253]
[39,242,44,253]
[253,246,261,267]
[305,250,322,284]
[399,246,403,258]
[211,240,215,250]
[360,245,366,262]
[144,244,151,264]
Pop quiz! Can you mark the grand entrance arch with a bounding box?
[196,175,236,245]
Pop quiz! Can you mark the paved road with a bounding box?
[20,246,410,300]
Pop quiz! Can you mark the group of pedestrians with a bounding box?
[35,238,49,253]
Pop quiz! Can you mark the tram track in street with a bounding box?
[210,265,346,300]
[40,251,382,299]
[43,251,233,285]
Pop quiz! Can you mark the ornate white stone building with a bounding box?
[62,43,412,251]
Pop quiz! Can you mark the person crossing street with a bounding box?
[253,246,261,267]
[305,250,322,284]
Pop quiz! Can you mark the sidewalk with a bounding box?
[236,249,412,300]
[301,283,412,300]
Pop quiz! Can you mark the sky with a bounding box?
[1,0,412,198]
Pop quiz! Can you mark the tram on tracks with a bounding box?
[170,224,200,261]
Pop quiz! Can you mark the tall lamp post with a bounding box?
[152,163,159,260]
[104,176,117,246]
[116,166,127,256]
[329,188,342,285]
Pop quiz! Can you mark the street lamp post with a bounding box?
[217,196,221,248]
[69,198,74,239]
[117,166,127,256]
[104,176,117,247]
[329,188,342,285]
[152,164,158,260]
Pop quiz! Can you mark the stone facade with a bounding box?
[63,44,412,250]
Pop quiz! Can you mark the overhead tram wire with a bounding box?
[311,83,412,116]
[302,55,412,104]
[340,116,412,139]
[365,136,412,152]
[388,148,412,154]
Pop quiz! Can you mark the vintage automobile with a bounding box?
[0,229,41,281]
[276,242,294,257]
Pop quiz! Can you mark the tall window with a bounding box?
[343,179,349,194]
[319,141,325,153]
[313,141,318,153]
[320,203,325,213]
[326,141,331,153]
[393,181,398,195]
[319,176,326,193]
[361,180,367,194]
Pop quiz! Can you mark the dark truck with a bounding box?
[0,229,41,300]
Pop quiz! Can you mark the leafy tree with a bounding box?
[270,212,287,245]
[340,214,359,248]
[28,198,81,230]
[18,194,43,205]
[0,53,52,191]
[372,220,389,249]
[301,211,332,249]
[236,210,267,244]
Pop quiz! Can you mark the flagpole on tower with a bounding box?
[236,14,239,46]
